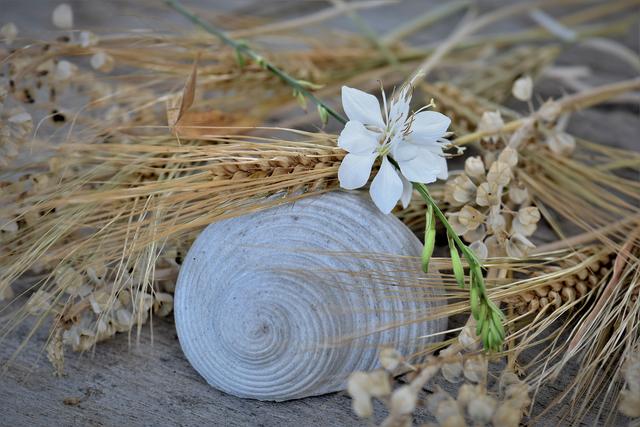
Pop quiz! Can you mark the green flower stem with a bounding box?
[413,182,504,351]
[165,0,348,125]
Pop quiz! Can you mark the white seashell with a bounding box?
[175,191,446,401]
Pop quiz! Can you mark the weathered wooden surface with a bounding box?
[1,0,638,426]
[1,317,367,426]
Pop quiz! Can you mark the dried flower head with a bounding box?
[486,160,512,187]
[380,347,403,371]
[26,290,54,315]
[463,354,488,383]
[55,60,78,80]
[506,233,535,257]
[91,51,115,73]
[546,131,576,156]
[390,385,418,415]
[77,30,98,47]
[467,394,497,424]
[512,75,533,101]
[464,156,485,180]
[538,99,562,123]
[348,371,372,401]
[439,346,464,384]
[1,23,18,45]
[477,110,504,143]
[352,395,374,418]
[52,3,73,29]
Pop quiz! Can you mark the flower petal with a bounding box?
[370,156,403,214]
[338,120,380,154]
[342,86,385,129]
[338,152,378,190]
[391,140,419,162]
[410,111,451,143]
[423,141,449,179]
[397,147,443,183]
[400,174,413,208]
[434,151,448,180]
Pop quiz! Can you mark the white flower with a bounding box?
[337,86,450,214]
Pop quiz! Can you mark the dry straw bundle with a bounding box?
[1,0,639,425]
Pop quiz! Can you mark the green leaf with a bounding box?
[421,204,436,273]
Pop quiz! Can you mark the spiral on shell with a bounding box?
[175,192,446,401]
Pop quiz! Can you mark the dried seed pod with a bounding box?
[380,348,403,372]
[506,234,535,257]
[391,385,418,415]
[442,358,464,383]
[26,290,54,315]
[468,394,497,424]
[367,370,392,398]
[352,395,373,418]
[508,185,529,204]
[493,402,523,427]
[477,111,505,143]
[464,355,487,383]
[457,383,480,408]
[458,205,485,230]
[153,292,173,317]
[90,51,115,73]
[512,75,533,101]
[52,3,73,29]
[498,146,519,167]
[1,23,18,45]
[546,132,576,156]
[465,156,486,180]
[487,161,512,187]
